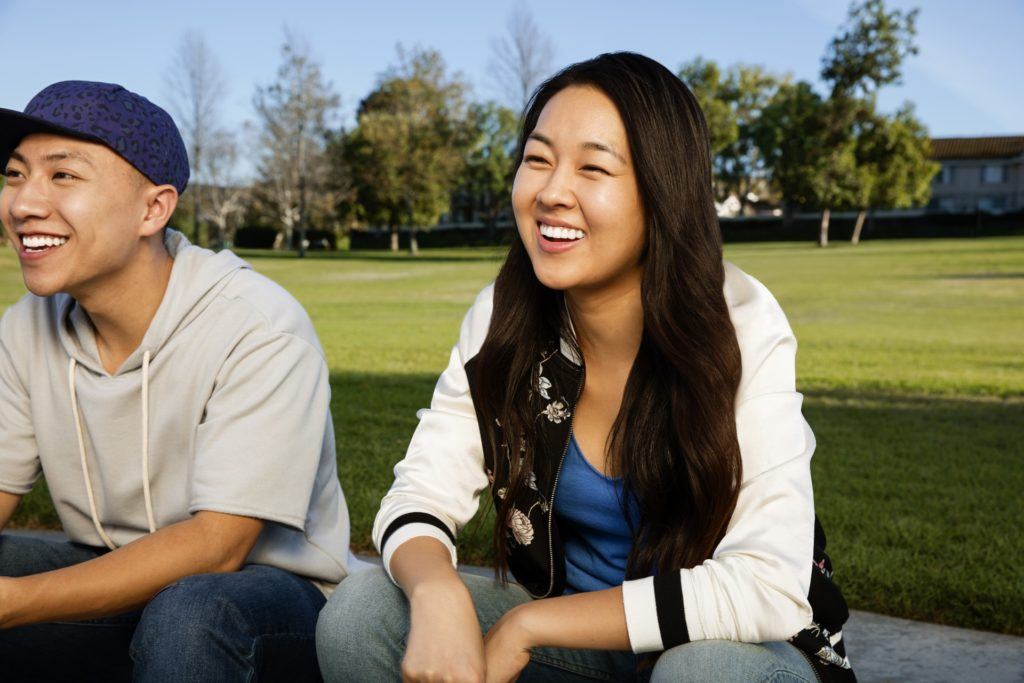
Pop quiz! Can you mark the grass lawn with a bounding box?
[1,236,1021,635]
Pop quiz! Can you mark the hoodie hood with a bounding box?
[55,229,249,376]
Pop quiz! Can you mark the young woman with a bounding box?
[317,52,854,683]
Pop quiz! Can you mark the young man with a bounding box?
[0,81,349,681]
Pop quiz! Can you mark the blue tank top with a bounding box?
[555,434,639,594]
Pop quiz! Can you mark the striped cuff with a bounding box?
[379,513,458,583]
[622,573,691,653]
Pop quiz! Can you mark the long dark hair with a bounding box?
[475,52,744,578]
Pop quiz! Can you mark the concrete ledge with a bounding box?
[5,531,1021,682]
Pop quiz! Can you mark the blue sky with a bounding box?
[1,0,1019,150]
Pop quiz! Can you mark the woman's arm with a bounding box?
[483,587,630,682]
[392,537,486,683]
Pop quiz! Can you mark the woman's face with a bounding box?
[512,85,645,294]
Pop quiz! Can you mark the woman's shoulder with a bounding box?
[722,259,795,342]
[457,282,496,363]
[722,260,799,397]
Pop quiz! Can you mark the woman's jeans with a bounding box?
[0,534,326,682]
[316,568,820,682]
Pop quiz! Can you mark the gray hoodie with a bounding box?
[0,230,349,584]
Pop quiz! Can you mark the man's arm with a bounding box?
[0,491,21,532]
[0,510,262,628]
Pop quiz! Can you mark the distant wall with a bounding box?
[347,210,1024,249]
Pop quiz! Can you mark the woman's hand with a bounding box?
[483,603,534,683]
[393,537,487,682]
[403,576,486,682]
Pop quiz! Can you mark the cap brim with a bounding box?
[0,108,107,161]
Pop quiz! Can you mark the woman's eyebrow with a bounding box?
[581,141,626,164]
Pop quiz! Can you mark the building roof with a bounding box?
[930,136,1024,160]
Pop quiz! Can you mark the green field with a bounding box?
[1,237,1021,635]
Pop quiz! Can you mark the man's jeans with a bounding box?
[0,534,326,682]
[316,568,820,682]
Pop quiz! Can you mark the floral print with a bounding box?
[509,508,535,545]
[541,400,569,423]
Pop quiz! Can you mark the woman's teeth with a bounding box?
[21,235,69,252]
[539,224,585,241]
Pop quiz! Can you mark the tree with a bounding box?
[344,46,470,253]
[200,129,248,249]
[165,30,227,245]
[815,0,920,246]
[752,81,829,221]
[252,30,340,257]
[680,59,784,213]
[851,103,938,243]
[458,102,519,236]
[488,4,555,113]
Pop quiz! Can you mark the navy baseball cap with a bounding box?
[0,81,190,194]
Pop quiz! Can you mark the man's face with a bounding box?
[1,133,152,298]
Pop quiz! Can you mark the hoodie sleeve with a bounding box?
[189,330,330,531]
[371,285,494,578]
[0,306,42,496]
[621,264,815,652]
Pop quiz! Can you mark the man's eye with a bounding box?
[4,168,23,179]
[53,172,77,180]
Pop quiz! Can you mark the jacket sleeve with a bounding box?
[372,285,495,579]
[621,264,816,652]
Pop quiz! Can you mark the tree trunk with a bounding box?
[193,189,202,245]
[782,203,794,228]
[851,210,867,245]
[389,226,399,252]
[409,228,419,255]
[818,208,830,248]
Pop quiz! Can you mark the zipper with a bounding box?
[538,362,585,598]
[796,647,825,683]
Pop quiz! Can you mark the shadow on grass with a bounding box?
[803,391,1023,635]
[11,374,1021,634]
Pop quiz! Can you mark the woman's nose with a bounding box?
[536,167,576,209]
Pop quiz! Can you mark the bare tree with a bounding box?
[488,4,555,113]
[200,130,248,249]
[252,29,340,257]
[165,31,226,244]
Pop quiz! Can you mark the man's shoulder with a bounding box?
[212,268,320,348]
[0,292,65,349]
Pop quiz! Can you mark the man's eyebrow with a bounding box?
[581,141,626,164]
[43,150,95,166]
[7,150,26,164]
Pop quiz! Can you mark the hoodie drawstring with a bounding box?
[69,352,156,550]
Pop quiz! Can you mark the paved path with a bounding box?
[6,530,1023,682]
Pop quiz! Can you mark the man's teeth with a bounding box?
[539,224,585,241]
[21,235,68,249]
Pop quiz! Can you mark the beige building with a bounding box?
[929,136,1024,212]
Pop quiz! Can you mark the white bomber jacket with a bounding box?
[372,260,853,679]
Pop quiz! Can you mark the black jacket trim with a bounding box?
[381,512,456,553]
[654,572,690,649]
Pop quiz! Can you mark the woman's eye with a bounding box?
[524,155,549,165]
[582,165,609,175]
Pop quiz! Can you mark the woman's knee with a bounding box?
[651,640,814,683]
[316,568,410,679]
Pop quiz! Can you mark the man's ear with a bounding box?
[139,185,179,237]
